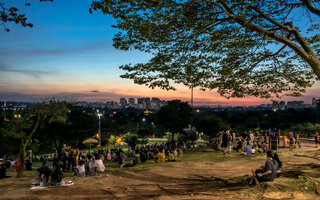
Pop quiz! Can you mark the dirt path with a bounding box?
[1,144,320,200]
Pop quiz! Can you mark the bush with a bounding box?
[179,131,198,143]
[165,132,179,143]
[137,138,149,145]
[108,135,117,145]
[122,132,139,148]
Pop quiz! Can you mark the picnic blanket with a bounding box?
[30,181,74,189]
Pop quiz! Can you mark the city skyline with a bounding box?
[0,0,319,106]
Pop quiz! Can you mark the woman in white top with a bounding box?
[75,160,86,177]
[94,155,105,173]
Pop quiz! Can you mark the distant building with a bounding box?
[119,98,128,108]
[272,101,279,109]
[312,97,319,107]
[287,101,304,108]
[128,98,135,107]
[279,101,286,110]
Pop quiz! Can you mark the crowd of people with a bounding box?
[216,129,303,155]
[2,129,320,188]
[34,142,186,186]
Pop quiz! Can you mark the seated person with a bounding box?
[36,162,52,187]
[25,159,32,171]
[248,150,278,185]
[167,150,176,162]
[74,160,86,177]
[85,155,94,176]
[173,148,178,157]
[233,139,243,152]
[156,150,165,163]
[140,151,147,163]
[258,142,268,153]
[0,162,6,179]
[94,155,105,173]
[241,144,252,155]
[273,152,282,177]
[123,159,137,168]
[106,150,111,161]
[177,147,183,157]
[135,151,141,164]
[51,158,64,185]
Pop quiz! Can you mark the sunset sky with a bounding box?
[0,0,319,106]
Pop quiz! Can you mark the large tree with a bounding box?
[157,100,193,138]
[92,0,320,98]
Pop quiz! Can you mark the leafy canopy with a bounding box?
[92,0,320,98]
[157,100,193,134]
[0,0,53,31]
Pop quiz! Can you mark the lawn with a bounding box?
[1,144,320,199]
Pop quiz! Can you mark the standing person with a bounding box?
[227,130,233,154]
[232,131,236,146]
[315,132,320,148]
[249,131,254,144]
[220,131,229,154]
[283,132,287,148]
[289,136,295,151]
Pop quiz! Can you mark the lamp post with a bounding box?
[97,113,102,147]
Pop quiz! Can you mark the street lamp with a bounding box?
[97,113,102,147]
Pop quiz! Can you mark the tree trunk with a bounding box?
[17,140,26,178]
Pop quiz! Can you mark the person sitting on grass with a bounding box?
[85,154,94,176]
[74,160,86,177]
[167,150,176,162]
[273,152,282,177]
[241,144,252,155]
[156,150,165,163]
[140,150,147,163]
[94,155,105,173]
[36,162,52,187]
[51,158,65,185]
[247,150,278,185]
[123,159,137,168]
[233,138,242,152]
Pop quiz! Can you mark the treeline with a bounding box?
[1,100,320,159]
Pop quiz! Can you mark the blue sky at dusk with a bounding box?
[0,0,319,106]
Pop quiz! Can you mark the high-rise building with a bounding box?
[128,98,135,106]
[119,98,128,108]
[287,101,304,108]
[145,98,151,109]
[272,101,279,109]
[279,101,285,110]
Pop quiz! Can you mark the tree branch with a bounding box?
[302,0,320,17]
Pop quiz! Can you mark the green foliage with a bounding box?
[136,128,152,138]
[92,0,320,98]
[109,135,117,145]
[179,131,198,144]
[122,132,138,148]
[158,100,192,134]
[165,132,179,144]
[137,138,149,145]
[196,116,229,138]
[293,123,320,133]
[0,0,53,32]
